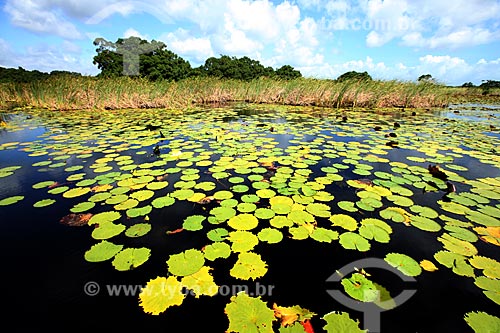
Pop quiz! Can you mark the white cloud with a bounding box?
[0,38,97,75]
[4,0,83,39]
[123,28,148,40]
[161,29,214,64]
[212,13,264,55]
[359,0,500,48]
[300,54,500,86]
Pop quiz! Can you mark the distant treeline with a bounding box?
[91,37,302,81]
[1,36,499,88]
[0,66,81,83]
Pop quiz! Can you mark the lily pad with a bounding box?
[33,198,56,208]
[339,232,370,252]
[258,228,284,244]
[341,272,379,302]
[330,214,358,231]
[181,266,219,298]
[228,214,259,231]
[464,311,500,333]
[228,230,259,252]
[230,252,268,280]
[182,215,206,231]
[322,311,366,333]
[384,253,422,277]
[225,292,275,333]
[91,221,126,240]
[167,249,205,276]
[203,242,232,261]
[139,276,185,315]
[125,223,151,237]
[84,240,123,262]
[112,247,151,271]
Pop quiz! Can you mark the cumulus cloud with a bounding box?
[4,0,83,39]
[123,28,148,40]
[161,29,214,64]
[300,54,500,86]
[359,0,500,48]
[0,38,97,74]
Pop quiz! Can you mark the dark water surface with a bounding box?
[0,104,499,332]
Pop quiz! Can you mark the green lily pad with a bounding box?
[91,221,126,240]
[444,225,478,242]
[63,187,91,198]
[228,214,259,230]
[126,205,152,218]
[341,272,379,302]
[255,208,275,220]
[203,242,232,261]
[130,190,155,201]
[210,206,237,222]
[438,233,478,256]
[125,223,151,237]
[464,311,500,333]
[323,311,366,333]
[33,198,56,208]
[112,247,151,271]
[230,252,268,280]
[256,189,276,199]
[409,205,439,219]
[32,180,56,189]
[225,292,275,333]
[410,215,442,232]
[207,228,229,242]
[84,240,123,262]
[330,214,358,231]
[167,249,205,276]
[337,201,358,213]
[306,203,331,218]
[88,211,121,226]
[310,228,339,243]
[384,252,422,277]
[469,256,500,279]
[358,218,392,243]
[182,215,206,231]
[228,230,259,252]
[288,210,315,225]
[139,276,185,315]
[270,216,293,228]
[258,228,284,244]
[339,232,370,251]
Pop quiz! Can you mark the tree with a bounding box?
[418,74,434,82]
[336,71,372,82]
[92,37,192,80]
[0,66,81,83]
[201,55,274,81]
[461,82,475,87]
[275,65,302,80]
[479,80,500,88]
[140,49,192,81]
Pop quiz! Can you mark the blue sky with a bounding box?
[1,0,499,86]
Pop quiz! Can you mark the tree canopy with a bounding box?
[93,37,192,80]
[92,37,301,81]
[336,71,372,82]
[0,66,80,83]
[418,74,434,82]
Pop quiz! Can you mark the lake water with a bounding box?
[0,103,499,332]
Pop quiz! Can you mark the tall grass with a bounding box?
[1,75,498,111]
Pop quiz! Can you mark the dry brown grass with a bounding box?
[1,75,497,111]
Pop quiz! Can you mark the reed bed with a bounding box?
[1,75,498,111]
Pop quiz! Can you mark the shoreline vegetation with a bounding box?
[1,75,500,112]
[1,36,499,112]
